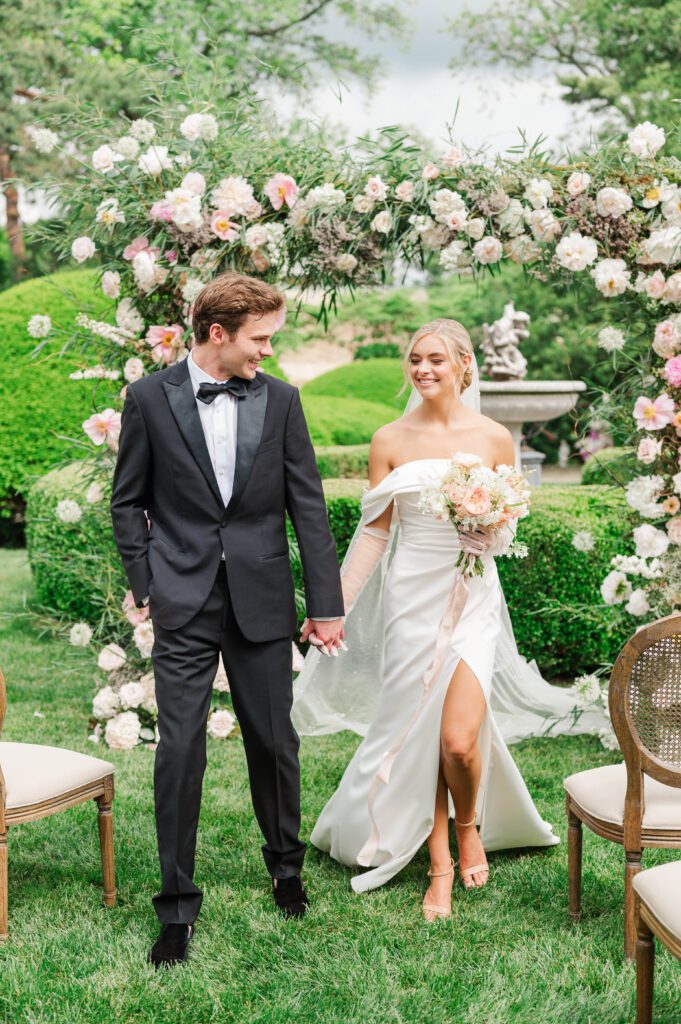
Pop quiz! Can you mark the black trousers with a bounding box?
[150,561,306,925]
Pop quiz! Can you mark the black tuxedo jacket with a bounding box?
[110,358,344,639]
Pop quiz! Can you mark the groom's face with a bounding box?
[213,311,280,380]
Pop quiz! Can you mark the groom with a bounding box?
[111,271,345,967]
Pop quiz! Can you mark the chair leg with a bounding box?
[636,911,654,1024]
[96,776,116,907]
[567,800,583,921]
[624,850,642,962]
[0,829,7,940]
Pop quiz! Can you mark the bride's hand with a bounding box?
[458,528,488,555]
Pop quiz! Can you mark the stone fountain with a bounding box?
[478,302,586,484]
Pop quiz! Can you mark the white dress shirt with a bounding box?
[187,348,239,507]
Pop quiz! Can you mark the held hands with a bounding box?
[300,617,347,657]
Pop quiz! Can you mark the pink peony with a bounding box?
[633,393,676,430]
[83,408,121,445]
[149,200,174,222]
[462,487,492,517]
[210,210,239,241]
[123,235,152,260]
[264,173,299,211]
[146,324,185,364]
[663,354,681,387]
[122,589,149,626]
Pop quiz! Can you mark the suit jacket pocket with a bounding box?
[259,549,289,562]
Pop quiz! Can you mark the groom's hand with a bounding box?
[301,617,346,656]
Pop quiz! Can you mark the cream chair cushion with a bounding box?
[0,742,114,809]
[564,763,681,830]
[633,861,681,941]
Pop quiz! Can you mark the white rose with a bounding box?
[441,146,465,169]
[138,145,173,176]
[636,437,663,464]
[371,210,392,234]
[506,234,542,263]
[364,176,389,201]
[132,250,157,291]
[27,314,51,338]
[335,253,358,274]
[133,621,154,659]
[592,259,630,297]
[180,113,218,141]
[596,187,633,218]
[555,231,598,271]
[644,226,681,266]
[181,171,206,196]
[465,218,485,240]
[472,235,503,264]
[113,135,140,160]
[86,482,104,503]
[422,164,440,180]
[56,499,82,523]
[627,121,666,159]
[101,271,121,299]
[123,357,145,383]
[71,236,96,263]
[97,643,127,672]
[633,523,670,558]
[527,208,560,242]
[207,709,236,739]
[395,180,414,201]
[497,199,525,236]
[523,177,553,209]
[244,225,269,250]
[353,194,375,214]
[129,119,156,143]
[91,145,122,174]
[105,711,141,750]
[119,681,146,710]
[92,686,121,720]
[69,622,93,646]
[625,588,650,617]
[566,172,591,197]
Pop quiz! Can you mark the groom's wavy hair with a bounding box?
[191,272,284,344]
[399,319,474,396]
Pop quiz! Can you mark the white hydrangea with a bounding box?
[129,119,156,143]
[138,145,173,176]
[119,681,146,710]
[56,499,82,523]
[610,554,663,580]
[116,298,145,334]
[572,530,595,552]
[627,121,666,159]
[105,711,141,750]
[600,570,632,605]
[597,326,626,352]
[69,622,93,646]
[625,474,666,518]
[27,314,51,339]
[625,588,650,616]
[113,135,140,160]
[555,231,598,271]
[523,178,553,209]
[26,125,59,153]
[101,271,121,299]
[207,709,236,739]
[643,226,681,266]
[633,523,670,558]
[596,187,633,218]
[133,621,154,659]
[181,277,205,304]
[93,686,121,720]
[591,259,630,297]
[180,113,218,142]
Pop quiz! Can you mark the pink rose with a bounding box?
[666,517,681,544]
[663,354,681,388]
[83,408,121,445]
[122,589,150,625]
[665,273,681,303]
[264,173,299,211]
[633,393,676,430]
[637,437,663,464]
[653,319,680,359]
[395,180,414,201]
[645,270,667,299]
[149,200,174,222]
[146,324,185,364]
[422,163,440,180]
[210,210,239,241]
[462,487,492,517]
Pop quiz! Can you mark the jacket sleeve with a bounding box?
[110,386,152,606]
[283,388,345,620]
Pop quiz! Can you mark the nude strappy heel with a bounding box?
[422,858,455,922]
[454,815,489,890]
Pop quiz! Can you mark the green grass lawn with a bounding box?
[0,548,678,1024]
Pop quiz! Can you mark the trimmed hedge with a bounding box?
[300,394,398,445]
[302,359,408,411]
[26,464,634,677]
[581,446,638,486]
[314,444,370,479]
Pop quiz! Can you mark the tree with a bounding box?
[1,0,408,280]
[449,0,681,149]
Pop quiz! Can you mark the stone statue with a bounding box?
[480,301,530,380]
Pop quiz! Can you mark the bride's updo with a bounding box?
[402,318,474,393]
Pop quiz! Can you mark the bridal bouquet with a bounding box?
[418,453,531,577]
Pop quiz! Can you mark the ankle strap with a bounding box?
[428,858,454,878]
[455,816,477,828]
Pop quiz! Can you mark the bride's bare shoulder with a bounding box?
[370,418,409,470]
[476,413,515,463]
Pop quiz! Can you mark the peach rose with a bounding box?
[462,487,492,517]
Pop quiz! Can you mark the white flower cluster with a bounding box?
[573,673,606,709]
[69,366,121,380]
[625,475,666,518]
[26,125,59,153]
[27,315,52,339]
[597,326,626,353]
[75,312,134,347]
[55,499,82,524]
[180,113,218,142]
[572,530,595,553]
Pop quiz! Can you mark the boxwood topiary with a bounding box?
[302,359,408,411]
[580,446,638,487]
[300,394,398,445]
[314,444,370,479]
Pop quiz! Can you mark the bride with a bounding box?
[292,318,607,920]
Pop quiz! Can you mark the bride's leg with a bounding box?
[424,764,454,910]
[440,658,488,888]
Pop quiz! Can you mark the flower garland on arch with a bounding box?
[26,111,681,747]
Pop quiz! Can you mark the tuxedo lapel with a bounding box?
[162,362,224,508]
[225,373,268,521]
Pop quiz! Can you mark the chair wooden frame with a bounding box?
[0,667,116,940]
[566,613,681,960]
[636,883,681,1024]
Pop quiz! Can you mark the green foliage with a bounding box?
[0,226,66,292]
[314,444,370,479]
[354,342,401,360]
[300,394,398,445]
[581,447,639,486]
[303,359,408,411]
[0,270,116,533]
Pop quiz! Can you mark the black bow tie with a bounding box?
[196,378,249,404]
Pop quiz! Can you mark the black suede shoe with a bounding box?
[272,875,310,919]
[148,923,193,968]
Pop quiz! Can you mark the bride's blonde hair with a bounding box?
[399,318,474,396]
